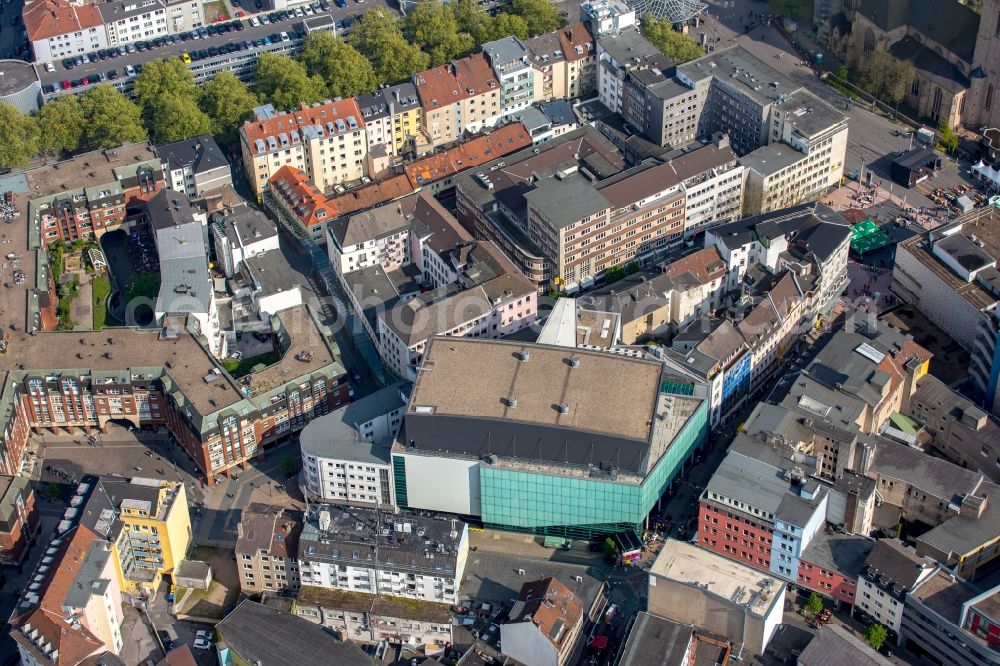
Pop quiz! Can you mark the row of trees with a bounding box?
[855,49,916,110]
[253,0,566,116]
[0,0,567,169]
[0,63,259,169]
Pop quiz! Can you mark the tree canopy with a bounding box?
[36,95,84,156]
[863,623,888,650]
[404,1,473,66]
[350,8,430,85]
[509,0,564,37]
[768,0,812,22]
[641,18,704,64]
[255,52,328,111]
[856,49,916,107]
[0,103,38,170]
[198,72,259,144]
[79,85,147,150]
[300,32,379,98]
[149,94,213,144]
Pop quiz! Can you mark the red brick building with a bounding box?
[0,475,37,564]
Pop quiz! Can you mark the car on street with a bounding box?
[44,62,55,72]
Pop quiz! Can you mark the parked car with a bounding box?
[59,79,71,90]
[349,369,361,383]
[193,637,211,650]
[158,631,173,651]
[195,630,212,641]
[124,64,136,77]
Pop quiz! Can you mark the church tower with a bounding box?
[966,0,1000,128]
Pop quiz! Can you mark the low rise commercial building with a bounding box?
[500,577,585,666]
[157,134,232,199]
[297,504,469,605]
[299,382,409,507]
[617,612,734,666]
[216,599,373,666]
[647,539,786,656]
[294,586,453,648]
[392,338,708,538]
[798,624,893,666]
[235,505,302,595]
[706,202,851,313]
[377,241,537,380]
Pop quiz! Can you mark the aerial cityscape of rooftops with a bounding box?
[2,0,1000,663]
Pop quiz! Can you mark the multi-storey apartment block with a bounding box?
[157,134,233,199]
[483,37,534,117]
[414,55,502,147]
[24,0,108,63]
[356,83,422,158]
[240,99,368,201]
[855,539,936,640]
[300,382,409,507]
[524,23,597,102]
[99,0,169,47]
[211,205,280,278]
[236,504,302,595]
[21,142,163,245]
[377,241,538,380]
[297,504,469,605]
[0,475,38,565]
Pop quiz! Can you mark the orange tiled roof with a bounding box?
[405,122,532,188]
[242,99,366,157]
[414,62,467,111]
[559,23,596,62]
[269,166,335,228]
[454,54,499,97]
[24,0,104,42]
[514,577,584,651]
[9,526,106,664]
[664,246,727,285]
[325,174,415,220]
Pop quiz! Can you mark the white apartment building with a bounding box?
[483,37,534,117]
[240,100,368,200]
[24,0,109,63]
[299,382,409,508]
[856,540,936,640]
[674,135,746,235]
[211,206,280,278]
[99,0,169,46]
[298,506,469,605]
[328,204,413,278]
[165,0,203,33]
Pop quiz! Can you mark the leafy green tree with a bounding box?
[199,72,259,144]
[36,96,85,156]
[404,0,473,66]
[641,18,704,64]
[857,49,915,109]
[769,0,812,22]
[300,32,379,98]
[939,122,959,154]
[482,13,530,42]
[79,85,147,149]
[509,0,564,37]
[255,53,328,111]
[863,623,888,650]
[278,455,298,477]
[148,94,213,144]
[450,0,491,45]
[0,103,38,170]
[45,483,60,501]
[805,592,824,614]
[133,58,199,127]
[350,8,430,85]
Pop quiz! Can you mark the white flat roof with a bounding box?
[649,539,785,618]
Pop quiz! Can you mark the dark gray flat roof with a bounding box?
[0,59,39,96]
[618,612,693,666]
[299,382,408,463]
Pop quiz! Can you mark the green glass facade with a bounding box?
[480,400,707,538]
[392,457,409,510]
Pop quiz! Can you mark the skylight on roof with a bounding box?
[855,343,885,364]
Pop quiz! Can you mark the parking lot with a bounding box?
[39,0,396,93]
[0,0,28,61]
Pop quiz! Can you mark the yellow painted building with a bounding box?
[107,479,192,598]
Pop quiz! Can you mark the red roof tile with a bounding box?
[405,122,532,188]
[24,0,103,42]
[269,166,336,228]
[242,99,366,157]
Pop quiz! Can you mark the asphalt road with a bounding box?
[38,0,398,86]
